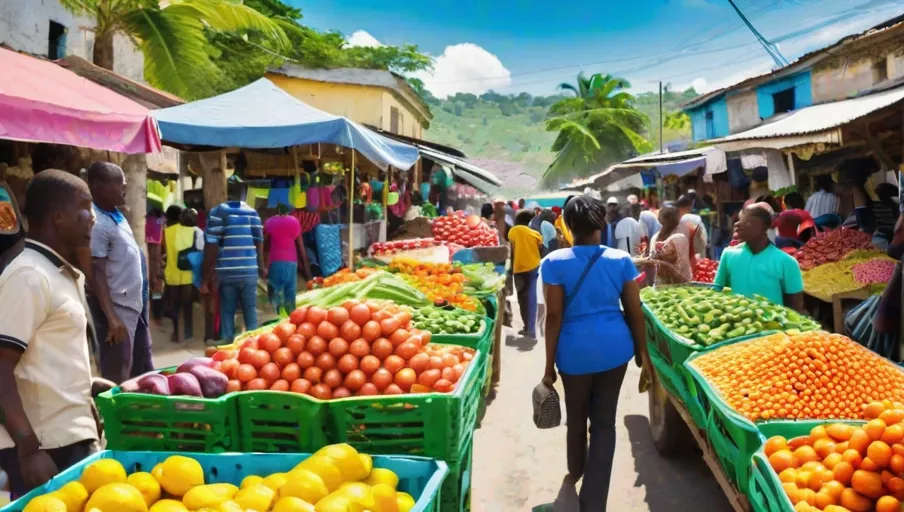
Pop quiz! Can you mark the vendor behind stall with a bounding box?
[715,205,804,312]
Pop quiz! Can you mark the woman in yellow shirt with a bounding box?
[555,196,575,247]
[508,209,544,338]
[162,205,200,342]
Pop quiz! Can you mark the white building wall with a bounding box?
[0,0,144,81]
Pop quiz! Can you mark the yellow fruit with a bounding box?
[338,482,371,501]
[80,459,128,493]
[358,454,373,479]
[233,484,275,512]
[151,464,164,482]
[155,456,204,497]
[50,481,88,512]
[240,475,264,489]
[280,469,329,504]
[22,495,67,512]
[396,492,415,512]
[313,492,352,512]
[84,482,148,512]
[213,500,243,512]
[272,496,316,512]
[371,484,398,512]
[315,445,366,481]
[182,483,238,510]
[364,469,399,489]
[148,499,189,512]
[127,472,162,507]
[294,457,343,492]
[262,472,289,491]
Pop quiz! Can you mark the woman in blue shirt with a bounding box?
[541,195,647,511]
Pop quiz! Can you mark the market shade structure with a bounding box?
[415,147,502,194]
[709,84,904,152]
[152,78,419,170]
[562,147,727,191]
[0,47,162,154]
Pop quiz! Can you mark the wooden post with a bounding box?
[786,152,796,186]
[200,150,228,210]
[348,150,356,271]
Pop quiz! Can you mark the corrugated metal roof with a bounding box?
[419,147,502,194]
[710,83,904,147]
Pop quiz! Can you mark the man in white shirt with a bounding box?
[675,194,708,259]
[605,197,643,255]
[805,174,841,219]
[0,170,100,497]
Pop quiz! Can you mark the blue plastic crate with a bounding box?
[2,450,448,512]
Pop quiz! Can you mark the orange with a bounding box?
[764,436,788,457]
[876,496,902,512]
[769,450,797,473]
[851,469,884,499]
[820,480,845,500]
[832,461,855,485]
[864,401,885,419]
[813,490,835,509]
[890,453,904,474]
[867,441,893,468]
[793,446,820,464]
[778,468,797,484]
[866,419,888,441]
[839,488,872,512]
[882,424,904,445]
[827,424,856,441]
[813,438,836,458]
[849,430,871,454]
[842,449,864,468]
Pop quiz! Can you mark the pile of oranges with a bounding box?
[691,332,904,422]
[388,259,478,312]
[209,300,476,399]
[306,268,378,290]
[765,401,904,511]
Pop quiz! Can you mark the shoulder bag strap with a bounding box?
[564,246,604,309]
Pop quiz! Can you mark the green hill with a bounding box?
[420,86,699,188]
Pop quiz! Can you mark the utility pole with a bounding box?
[659,81,664,154]
[727,0,789,67]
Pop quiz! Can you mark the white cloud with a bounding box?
[414,43,512,98]
[346,30,383,48]
[690,77,707,92]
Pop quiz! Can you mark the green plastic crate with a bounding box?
[326,347,487,463]
[440,438,473,512]
[235,391,330,453]
[648,348,706,429]
[96,384,239,453]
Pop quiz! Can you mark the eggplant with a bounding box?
[137,373,171,395]
[188,366,229,398]
[176,357,214,374]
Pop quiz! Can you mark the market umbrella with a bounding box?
[0,47,162,154]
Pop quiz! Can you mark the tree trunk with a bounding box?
[93,31,115,70]
[200,151,228,210]
[121,153,148,253]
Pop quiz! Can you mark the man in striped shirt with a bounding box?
[805,174,840,219]
[202,200,265,342]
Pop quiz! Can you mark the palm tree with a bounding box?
[59,0,288,99]
[543,72,651,185]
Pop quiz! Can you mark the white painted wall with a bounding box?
[0,0,143,81]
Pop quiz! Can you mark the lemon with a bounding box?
[294,456,343,492]
[155,456,204,497]
[214,501,243,512]
[233,483,275,511]
[84,482,148,512]
[279,469,329,504]
[80,459,128,493]
[337,482,370,501]
[315,445,367,482]
[182,483,238,510]
[313,492,352,512]
[358,454,373,479]
[364,468,399,489]
[370,483,398,512]
[272,496,316,512]
[396,492,415,512]
[261,472,288,491]
[50,481,88,512]
[127,472,162,507]
[240,475,264,489]
[22,495,67,512]
[151,464,164,482]
[148,499,188,512]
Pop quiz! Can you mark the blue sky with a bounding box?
[293,0,903,98]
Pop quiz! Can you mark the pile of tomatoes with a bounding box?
[693,258,718,283]
[432,212,499,248]
[208,300,476,400]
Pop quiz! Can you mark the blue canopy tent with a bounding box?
[151,78,419,171]
[152,78,421,269]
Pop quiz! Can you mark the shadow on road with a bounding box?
[505,333,538,351]
[624,414,731,511]
[530,475,580,512]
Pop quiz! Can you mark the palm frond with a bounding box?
[165,0,289,48]
[557,83,579,96]
[545,117,601,150]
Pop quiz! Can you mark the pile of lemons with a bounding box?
[22,444,416,512]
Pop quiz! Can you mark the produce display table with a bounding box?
[802,286,873,334]
[492,289,504,387]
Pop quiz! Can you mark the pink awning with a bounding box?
[0,48,161,154]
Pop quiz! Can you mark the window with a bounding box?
[874,57,889,84]
[772,88,795,114]
[705,111,715,139]
[390,107,400,134]
[48,21,66,60]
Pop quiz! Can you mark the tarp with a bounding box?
[0,47,162,154]
[710,83,904,152]
[562,147,726,191]
[152,78,419,170]
[418,147,502,194]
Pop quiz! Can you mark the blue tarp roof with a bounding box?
[152,78,419,170]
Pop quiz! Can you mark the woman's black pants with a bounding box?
[561,363,628,511]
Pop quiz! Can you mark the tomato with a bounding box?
[226,380,242,393]
[303,366,323,384]
[296,351,315,369]
[332,387,352,399]
[433,379,453,393]
[408,353,430,374]
[342,299,362,312]
[272,347,295,367]
[372,339,394,360]
[358,383,379,396]
[337,354,359,374]
[328,338,349,358]
[339,320,362,342]
[323,369,343,389]
[360,355,381,375]
[306,306,327,325]
[286,335,306,355]
[361,321,382,342]
[316,353,336,371]
[383,355,406,375]
[327,307,350,326]
[427,356,445,371]
[344,370,366,391]
[310,383,332,400]
[281,363,301,382]
[246,378,269,391]
[290,378,312,394]
[238,347,257,365]
[259,362,281,384]
[384,384,403,395]
[270,379,290,391]
[212,349,236,362]
[349,304,372,325]
[418,369,441,388]
[380,317,401,337]
[349,338,370,358]
[395,342,419,361]
[272,323,296,343]
[306,336,327,356]
[371,368,393,391]
[236,364,257,382]
[250,350,271,369]
[219,359,240,379]
[317,321,339,340]
[389,329,410,347]
[442,354,459,368]
[289,306,308,325]
[296,322,317,338]
[241,337,259,350]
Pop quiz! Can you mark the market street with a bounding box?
[148,299,731,512]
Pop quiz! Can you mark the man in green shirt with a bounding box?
[714,205,805,312]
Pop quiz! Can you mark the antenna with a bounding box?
[727,0,789,68]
